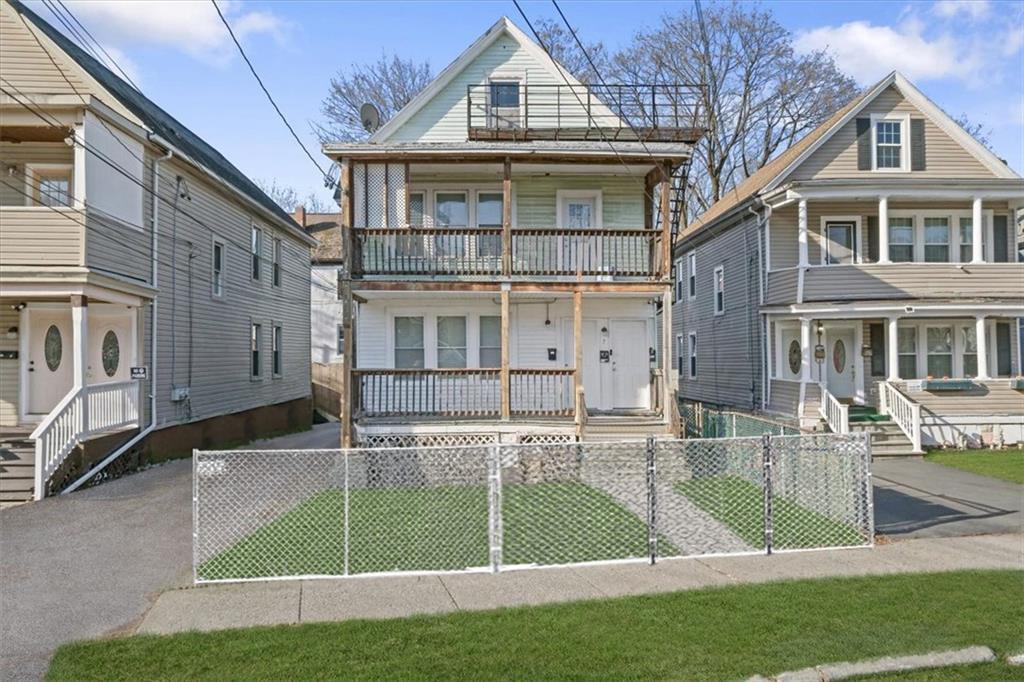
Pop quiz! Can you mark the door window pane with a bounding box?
[394,317,424,368]
[924,217,950,262]
[437,316,467,368]
[897,327,917,379]
[926,327,953,378]
[101,330,120,377]
[44,325,62,371]
[479,316,501,368]
[889,218,914,262]
[566,201,593,229]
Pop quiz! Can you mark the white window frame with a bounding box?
[485,72,526,128]
[250,321,263,380]
[870,113,910,173]
[272,237,282,287]
[478,315,501,369]
[211,238,225,299]
[272,324,283,378]
[25,163,74,208]
[819,215,862,265]
[673,257,684,301]
[887,209,995,264]
[896,319,993,380]
[556,189,603,229]
[686,251,696,300]
[251,223,263,281]
[713,265,725,316]
[687,331,697,379]
[393,315,426,369]
[676,333,684,377]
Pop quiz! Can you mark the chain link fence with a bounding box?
[680,400,801,438]
[193,434,873,583]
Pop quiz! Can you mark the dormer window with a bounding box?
[870,114,910,171]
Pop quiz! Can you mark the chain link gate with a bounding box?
[193,434,873,583]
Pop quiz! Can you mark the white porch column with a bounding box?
[877,196,890,264]
[797,199,809,267]
[71,294,89,434]
[800,317,812,383]
[971,196,984,264]
[886,316,900,381]
[975,315,989,380]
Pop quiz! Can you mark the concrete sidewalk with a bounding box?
[137,533,1022,636]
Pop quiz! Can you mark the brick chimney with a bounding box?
[293,205,306,227]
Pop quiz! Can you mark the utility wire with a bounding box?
[46,0,141,92]
[211,0,336,190]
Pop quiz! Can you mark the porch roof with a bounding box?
[772,178,1024,203]
[322,140,692,164]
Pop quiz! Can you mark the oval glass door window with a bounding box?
[44,325,62,371]
[832,339,847,373]
[787,340,801,376]
[102,330,120,377]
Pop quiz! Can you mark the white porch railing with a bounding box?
[879,381,923,454]
[32,380,141,500]
[819,388,849,434]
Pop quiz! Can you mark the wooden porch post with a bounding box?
[502,157,512,276]
[500,288,511,420]
[660,161,672,279]
[339,159,355,448]
[573,289,583,411]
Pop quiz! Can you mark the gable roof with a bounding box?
[8,0,304,235]
[682,71,1019,240]
[370,16,591,143]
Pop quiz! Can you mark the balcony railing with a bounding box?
[466,83,704,142]
[353,227,657,278]
[353,368,577,419]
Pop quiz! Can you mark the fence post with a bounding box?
[646,436,657,565]
[488,444,503,573]
[762,434,773,556]
[191,448,199,584]
[343,450,350,576]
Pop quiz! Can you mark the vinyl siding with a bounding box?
[902,381,1024,416]
[673,213,763,410]
[801,263,1024,302]
[0,306,19,426]
[516,175,643,227]
[0,3,90,96]
[788,85,995,180]
[767,380,799,416]
[765,269,798,306]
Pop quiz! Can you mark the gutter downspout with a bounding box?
[747,200,771,412]
[62,145,172,495]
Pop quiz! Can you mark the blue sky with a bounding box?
[35,1,1024,207]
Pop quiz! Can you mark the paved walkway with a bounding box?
[873,458,1023,538]
[136,533,1022,635]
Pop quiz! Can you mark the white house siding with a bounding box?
[788,85,994,181]
[311,264,343,364]
[0,306,18,427]
[0,3,90,96]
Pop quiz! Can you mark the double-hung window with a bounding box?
[272,325,283,377]
[874,119,903,170]
[212,240,225,297]
[713,266,725,315]
[272,238,282,287]
[897,327,917,379]
[336,324,344,356]
[673,258,684,302]
[687,251,696,299]
[476,192,503,258]
[434,192,467,258]
[250,323,262,379]
[923,217,950,262]
[437,316,467,368]
[957,217,985,263]
[889,217,915,262]
[687,332,697,379]
[251,225,263,280]
[960,326,978,378]
[926,326,953,378]
[479,316,501,368]
[394,317,424,368]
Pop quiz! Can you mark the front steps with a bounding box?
[848,420,918,457]
[582,415,673,442]
[1,430,35,508]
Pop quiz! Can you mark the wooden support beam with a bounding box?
[502,157,512,276]
[660,161,672,279]
[573,289,583,411]
[500,289,510,420]
[339,159,355,449]
[353,281,666,294]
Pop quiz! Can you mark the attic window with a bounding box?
[870,114,909,171]
[490,82,520,108]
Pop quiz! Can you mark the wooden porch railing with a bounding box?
[351,227,658,278]
[353,368,578,419]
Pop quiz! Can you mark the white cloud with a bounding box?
[95,44,142,87]
[933,0,991,21]
[57,0,287,66]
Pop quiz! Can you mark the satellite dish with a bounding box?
[360,103,381,133]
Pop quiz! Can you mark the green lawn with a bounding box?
[925,449,1024,485]
[200,482,671,580]
[676,475,866,549]
[47,571,1024,681]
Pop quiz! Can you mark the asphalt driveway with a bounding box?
[0,423,340,682]
[873,457,1023,538]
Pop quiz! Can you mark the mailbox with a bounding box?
[599,350,611,363]
[547,348,557,361]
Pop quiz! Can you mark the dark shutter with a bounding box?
[910,119,926,171]
[993,214,1009,262]
[996,323,1012,377]
[856,118,871,170]
[866,216,879,263]
[869,323,886,377]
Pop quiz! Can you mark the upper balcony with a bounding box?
[466,83,704,144]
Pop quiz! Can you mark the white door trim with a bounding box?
[556,189,603,228]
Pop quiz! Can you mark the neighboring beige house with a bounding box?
[0,0,315,504]
[324,17,703,447]
[672,71,1024,453]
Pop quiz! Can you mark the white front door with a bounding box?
[825,327,856,399]
[27,310,73,415]
[610,319,649,410]
[89,314,133,384]
[562,318,610,410]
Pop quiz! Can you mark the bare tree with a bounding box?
[953,113,992,149]
[532,17,610,82]
[257,179,331,213]
[313,54,433,142]
[614,2,859,223]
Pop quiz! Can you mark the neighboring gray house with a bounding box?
[0,0,315,504]
[672,72,1024,453]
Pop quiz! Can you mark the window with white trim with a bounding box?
[926,326,954,378]
[251,225,263,280]
[437,316,467,368]
[872,116,908,171]
[960,326,978,378]
[479,316,501,368]
[713,265,725,315]
[676,334,684,377]
[250,323,262,379]
[923,217,950,263]
[898,327,917,379]
[212,239,225,297]
[272,237,282,287]
[687,251,696,299]
[336,324,344,356]
[673,257,684,302]
[889,217,915,263]
[476,192,503,258]
[687,332,697,379]
[394,317,424,369]
[31,166,73,207]
[272,325,283,377]
[957,217,986,263]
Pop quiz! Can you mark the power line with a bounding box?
[51,0,142,91]
[211,0,336,191]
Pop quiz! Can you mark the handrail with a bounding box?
[879,381,923,453]
[819,388,849,435]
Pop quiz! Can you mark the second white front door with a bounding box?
[562,317,649,412]
[825,327,857,399]
[27,310,73,415]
